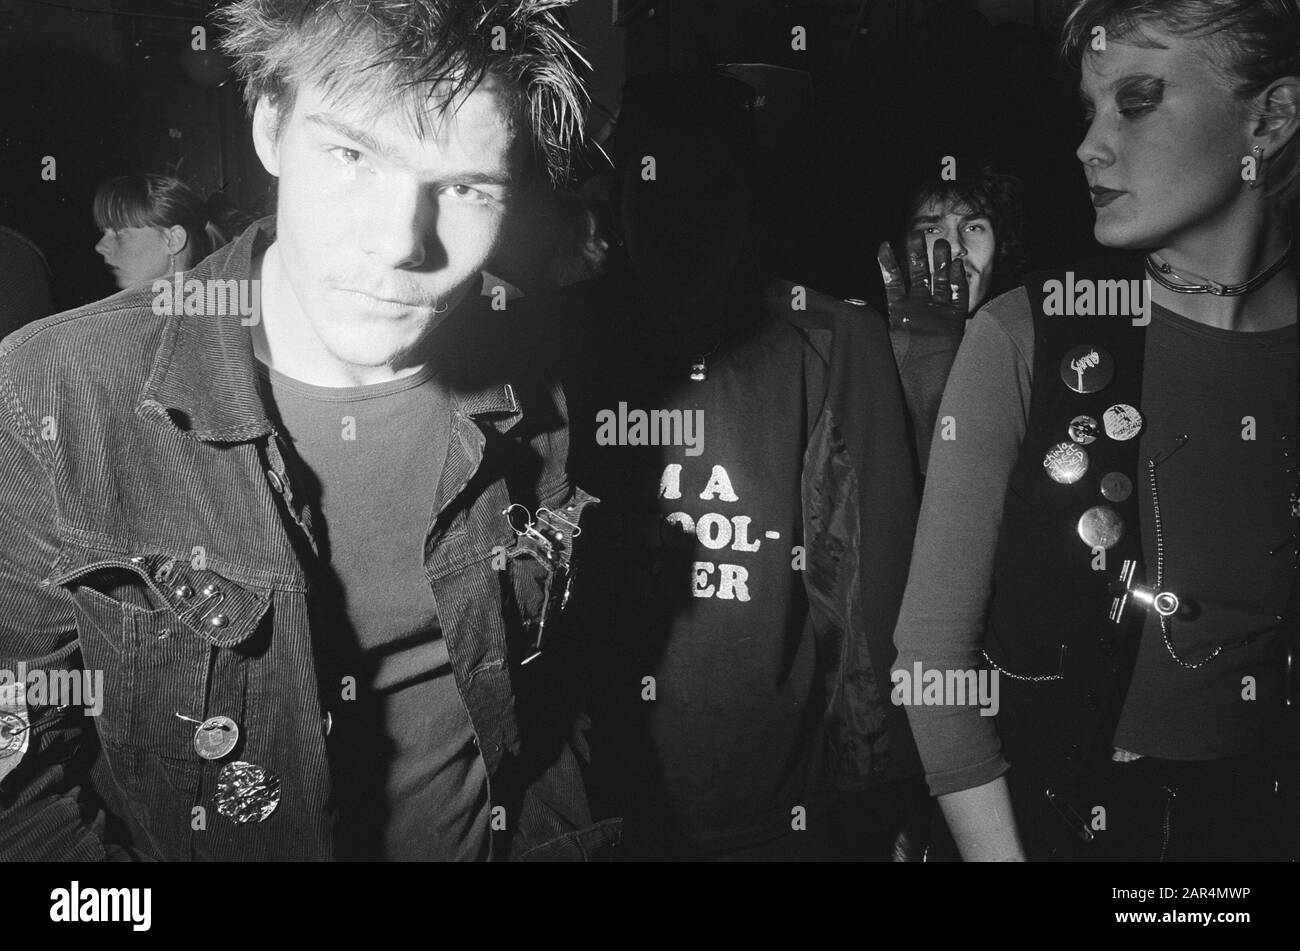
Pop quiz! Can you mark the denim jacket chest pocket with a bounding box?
[48,549,270,761]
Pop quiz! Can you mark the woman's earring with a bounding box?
[168,252,177,274]
[1248,145,1265,190]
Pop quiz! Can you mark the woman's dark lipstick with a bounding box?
[1091,186,1124,208]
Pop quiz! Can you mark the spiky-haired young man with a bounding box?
[0,0,616,861]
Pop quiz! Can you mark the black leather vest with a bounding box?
[985,254,1151,795]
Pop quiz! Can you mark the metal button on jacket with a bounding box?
[193,716,240,760]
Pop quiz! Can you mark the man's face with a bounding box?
[95,226,172,289]
[908,199,996,311]
[253,77,523,371]
[620,123,750,309]
[1076,29,1251,250]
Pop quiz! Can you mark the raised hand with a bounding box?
[877,231,969,328]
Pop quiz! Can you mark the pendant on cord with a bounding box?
[690,357,708,382]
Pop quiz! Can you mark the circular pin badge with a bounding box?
[1103,404,1144,441]
[1100,471,1133,502]
[0,710,29,759]
[1078,505,1125,549]
[1060,344,1114,395]
[1044,441,1089,484]
[193,716,239,760]
[1068,415,1100,445]
[215,761,282,825]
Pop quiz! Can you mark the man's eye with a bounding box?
[965,223,987,233]
[442,184,490,204]
[328,147,364,167]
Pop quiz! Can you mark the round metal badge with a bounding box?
[1103,404,1144,441]
[1078,505,1125,549]
[1100,471,1133,502]
[215,761,282,825]
[1044,441,1089,484]
[1068,415,1100,445]
[0,710,29,760]
[1060,344,1114,395]
[193,715,240,760]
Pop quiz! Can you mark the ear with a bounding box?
[163,224,189,255]
[1251,75,1300,161]
[252,97,284,177]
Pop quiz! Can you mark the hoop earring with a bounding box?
[1248,145,1265,190]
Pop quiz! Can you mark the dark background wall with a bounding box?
[0,0,1098,311]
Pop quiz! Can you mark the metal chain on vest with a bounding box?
[1149,450,1227,670]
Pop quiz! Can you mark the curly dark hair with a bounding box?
[903,165,1028,301]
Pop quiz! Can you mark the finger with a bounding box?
[877,241,906,303]
[930,238,952,305]
[905,230,930,298]
[948,255,969,315]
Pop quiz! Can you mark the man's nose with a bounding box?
[94,233,111,257]
[359,180,437,270]
[949,229,968,259]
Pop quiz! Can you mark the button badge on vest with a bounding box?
[1068,415,1100,445]
[1100,471,1133,502]
[1103,403,1144,441]
[1045,441,1089,484]
[1060,344,1114,394]
[1078,504,1124,549]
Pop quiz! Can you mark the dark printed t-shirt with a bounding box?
[257,359,490,861]
[564,290,831,853]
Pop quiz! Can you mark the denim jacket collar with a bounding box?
[136,218,523,442]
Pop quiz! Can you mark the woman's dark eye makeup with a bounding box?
[1115,75,1165,116]
[1079,74,1165,124]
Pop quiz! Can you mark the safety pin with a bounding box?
[1150,434,1190,469]
[535,506,582,539]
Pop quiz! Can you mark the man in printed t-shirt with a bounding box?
[557,71,921,859]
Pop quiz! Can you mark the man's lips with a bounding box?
[335,286,431,309]
[1091,185,1125,208]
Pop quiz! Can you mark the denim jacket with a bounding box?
[0,222,617,861]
